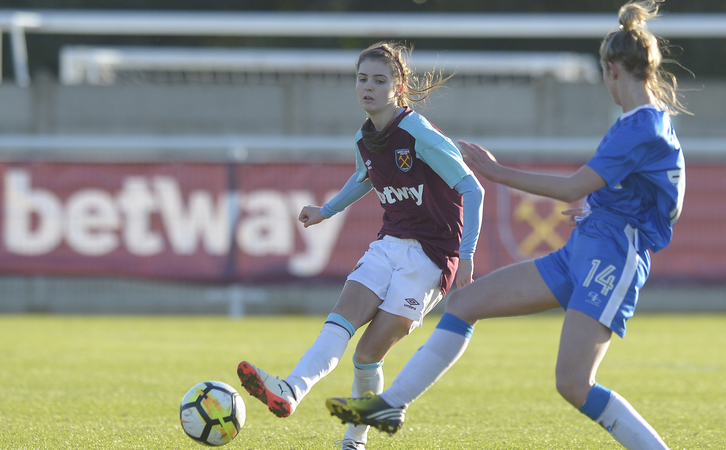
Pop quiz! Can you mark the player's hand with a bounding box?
[561,208,583,228]
[458,140,499,181]
[455,258,474,289]
[299,205,326,228]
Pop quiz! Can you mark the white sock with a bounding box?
[596,391,670,449]
[343,362,384,444]
[284,322,350,402]
[381,325,470,409]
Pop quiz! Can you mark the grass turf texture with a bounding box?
[0,313,724,449]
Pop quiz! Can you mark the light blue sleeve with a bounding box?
[454,174,484,260]
[398,113,472,188]
[320,173,374,218]
[399,113,482,258]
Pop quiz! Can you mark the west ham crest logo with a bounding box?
[395,149,412,172]
[497,183,578,262]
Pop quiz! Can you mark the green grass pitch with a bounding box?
[0,312,724,449]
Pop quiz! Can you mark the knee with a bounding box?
[555,372,592,408]
[555,377,579,407]
[352,353,384,368]
[352,348,383,366]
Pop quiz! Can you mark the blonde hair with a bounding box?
[599,0,690,115]
[356,41,454,152]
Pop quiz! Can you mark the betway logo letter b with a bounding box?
[4,170,63,255]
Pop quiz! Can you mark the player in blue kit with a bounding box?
[326,2,686,449]
[236,41,484,450]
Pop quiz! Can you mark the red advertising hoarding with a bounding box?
[0,161,719,284]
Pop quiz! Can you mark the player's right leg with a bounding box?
[237,361,298,418]
[238,280,381,418]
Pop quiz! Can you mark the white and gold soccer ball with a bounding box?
[180,381,245,446]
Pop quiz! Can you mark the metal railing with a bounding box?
[0,133,723,162]
[2,9,726,87]
[59,46,601,85]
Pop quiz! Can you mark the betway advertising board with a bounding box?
[0,162,720,284]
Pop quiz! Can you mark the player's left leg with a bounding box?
[341,311,413,445]
[329,311,413,439]
[338,359,383,449]
[557,309,670,449]
[239,280,381,418]
[355,310,415,363]
[555,309,611,408]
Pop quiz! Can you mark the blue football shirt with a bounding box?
[586,104,685,253]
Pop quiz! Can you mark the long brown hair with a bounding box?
[599,0,691,115]
[357,41,454,153]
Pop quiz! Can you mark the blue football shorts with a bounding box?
[535,213,650,338]
[347,235,444,330]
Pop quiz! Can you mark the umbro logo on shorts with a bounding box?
[403,298,420,310]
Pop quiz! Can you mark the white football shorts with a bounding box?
[347,235,444,329]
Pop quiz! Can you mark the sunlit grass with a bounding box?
[0,313,723,449]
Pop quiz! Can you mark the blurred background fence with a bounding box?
[1,9,725,315]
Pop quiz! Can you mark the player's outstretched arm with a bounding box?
[459,140,606,203]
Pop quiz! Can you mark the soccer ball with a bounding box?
[180,381,245,446]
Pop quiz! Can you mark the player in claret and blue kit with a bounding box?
[326,2,687,449]
[237,41,484,450]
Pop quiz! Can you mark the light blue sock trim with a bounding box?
[579,383,612,420]
[353,357,384,370]
[325,313,355,339]
[436,312,474,339]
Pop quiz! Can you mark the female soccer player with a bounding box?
[326,2,686,449]
[237,41,484,450]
